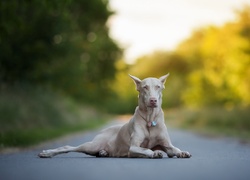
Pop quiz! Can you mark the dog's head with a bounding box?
[129,74,169,109]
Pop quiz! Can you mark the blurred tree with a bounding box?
[0,0,121,103]
[178,5,250,107]
[0,0,70,82]
[116,5,250,111]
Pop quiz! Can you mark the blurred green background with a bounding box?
[0,0,250,148]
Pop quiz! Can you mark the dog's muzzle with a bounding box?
[149,97,158,107]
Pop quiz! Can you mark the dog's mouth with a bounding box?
[148,104,158,108]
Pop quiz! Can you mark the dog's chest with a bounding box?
[140,128,159,148]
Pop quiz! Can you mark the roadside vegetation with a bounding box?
[0,0,119,149]
[165,107,250,142]
[1,1,250,149]
[0,84,109,149]
[112,5,250,140]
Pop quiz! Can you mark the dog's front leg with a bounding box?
[129,146,163,158]
[129,133,163,158]
[129,146,153,158]
[162,145,191,158]
[159,133,191,158]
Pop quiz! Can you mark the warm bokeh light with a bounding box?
[108,0,250,63]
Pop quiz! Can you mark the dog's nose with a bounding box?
[150,97,157,105]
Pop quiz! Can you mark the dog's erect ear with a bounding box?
[129,74,141,91]
[159,73,170,87]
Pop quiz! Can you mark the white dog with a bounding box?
[38,74,191,158]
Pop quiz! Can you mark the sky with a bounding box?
[107,0,250,63]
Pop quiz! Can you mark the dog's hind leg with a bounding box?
[38,145,79,158]
[38,124,121,158]
[38,141,106,158]
[75,142,109,157]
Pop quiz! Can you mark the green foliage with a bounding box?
[178,5,250,107]
[0,0,121,104]
[102,60,138,114]
[0,0,120,148]
[0,84,109,147]
[106,5,250,141]
[113,5,250,111]
[166,107,250,140]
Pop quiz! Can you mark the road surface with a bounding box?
[1,120,250,180]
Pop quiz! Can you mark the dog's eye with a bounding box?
[143,85,148,90]
[156,85,161,89]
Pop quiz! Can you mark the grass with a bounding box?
[0,118,108,148]
[0,83,110,149]
[165,106,250,142]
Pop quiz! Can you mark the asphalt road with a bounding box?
[1,120,250,180]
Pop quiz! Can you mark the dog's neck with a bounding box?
[137,104,161,127]
[137,91,163,127]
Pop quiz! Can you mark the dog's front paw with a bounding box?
[177,151,191,158]
[152,150,163,159]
